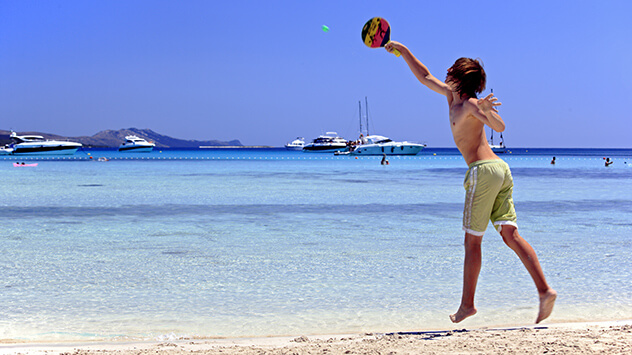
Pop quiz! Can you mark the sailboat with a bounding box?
[487,89,506,154]
[343,98,426,156]
[489,128,506,154]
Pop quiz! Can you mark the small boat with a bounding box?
[489,128,506,154]
[302,132,348,153]
[488,89,506,154]
[9,131,82,155]
[118,135,155,152]
[350,135,426,156]
[284,137,305,150]
[489,143,506,153]
[13,162,38,167]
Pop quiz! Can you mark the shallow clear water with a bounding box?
[1,148,631,341]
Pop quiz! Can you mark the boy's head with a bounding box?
[445,58,486,98]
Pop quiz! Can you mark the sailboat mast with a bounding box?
[492,88,504,147]
[365,96,370,136]
[489,89,494,145]
[358,101,363,136]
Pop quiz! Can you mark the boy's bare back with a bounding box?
[448,94,501,165]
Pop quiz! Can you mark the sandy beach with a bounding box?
[2,320,631,355]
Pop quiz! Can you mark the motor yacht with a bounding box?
[349,135,426,156]
[341,98,426,156]
[284,137,305,151]
[118,135,156,152]
[302,132,348,153]
[8,131,82,155]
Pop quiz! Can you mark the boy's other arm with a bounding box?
[468,94,505,132]
[385,42,451,97]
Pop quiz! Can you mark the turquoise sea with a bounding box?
[1,148,631,342]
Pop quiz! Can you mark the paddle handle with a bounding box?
[387,41,401,57]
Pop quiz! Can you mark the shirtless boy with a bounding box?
[385,41,557,324]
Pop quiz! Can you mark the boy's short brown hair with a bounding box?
[446,58,486,98]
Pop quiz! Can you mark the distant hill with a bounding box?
[0,128,242,148]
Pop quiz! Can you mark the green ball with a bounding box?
[322,25,329,32]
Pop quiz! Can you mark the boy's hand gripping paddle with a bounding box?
[361,17,400,57]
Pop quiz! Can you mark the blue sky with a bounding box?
[1,0,630,147]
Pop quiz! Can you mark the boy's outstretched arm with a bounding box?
[385,41,451,97]
[469,94,505,132]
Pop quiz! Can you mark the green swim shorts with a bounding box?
[463,159,518,236]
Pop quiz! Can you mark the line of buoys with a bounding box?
[2,155,631,162]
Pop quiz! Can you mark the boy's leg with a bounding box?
[499,225,557,323]
[450,233,483,323]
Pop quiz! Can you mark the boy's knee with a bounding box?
[464,233,483,249]
[500,226,519,246]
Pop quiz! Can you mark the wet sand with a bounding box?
[2,320,631,354]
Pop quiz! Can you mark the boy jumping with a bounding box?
[385,41,557,324]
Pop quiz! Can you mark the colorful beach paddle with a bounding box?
[361,17,400,57]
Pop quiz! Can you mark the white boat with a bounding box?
[489,143,506,153]
[8,131,82,155]
[488,129,506,153]
[488,89,506,154]
[302,132,348,153]
[118,135,155,152]
[284,137,305,150]
[350,135,426,156]
[346,98,425,156]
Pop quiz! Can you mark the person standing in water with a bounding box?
[385,41,557,324]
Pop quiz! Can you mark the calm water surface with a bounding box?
[0,148,631,341]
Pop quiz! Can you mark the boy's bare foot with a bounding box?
[536,289,557,324]
[450,306,477,323]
